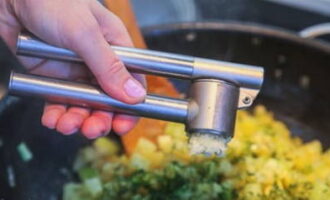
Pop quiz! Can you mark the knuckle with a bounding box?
[105,59,125,76]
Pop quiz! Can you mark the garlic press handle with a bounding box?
[17,34,194,79]
[8,72,189,123]
[17,33,264,91]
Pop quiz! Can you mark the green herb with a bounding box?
[64,160,234,200]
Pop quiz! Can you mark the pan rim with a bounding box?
[142,21,330,55]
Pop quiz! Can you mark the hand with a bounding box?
[0,0,146,138]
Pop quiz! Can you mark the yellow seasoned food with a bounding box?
[65,106,330,200]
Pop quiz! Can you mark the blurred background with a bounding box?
[131,0,330,34]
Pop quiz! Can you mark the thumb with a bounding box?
[62,14,146,104]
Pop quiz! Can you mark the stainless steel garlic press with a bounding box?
[0,33,264,151]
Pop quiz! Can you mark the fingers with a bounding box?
[42,103,115,138]
[112,114,139,135]
[43,105,137,138]
[61,10,146,105]
[56,107,90,135]
[34,49,133,138]
[20,57,90,80]
[81,111,113,139]
[42,103,67,129]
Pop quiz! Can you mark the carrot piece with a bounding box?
[104,1,180,154]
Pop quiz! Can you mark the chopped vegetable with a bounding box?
[17,142,33,162]
[84,177,103,198]
[93,137,119,156]
[63,183,91,200]
[63,106,330,200]
[7,165,16,188]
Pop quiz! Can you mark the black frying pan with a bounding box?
[1,21,330,199]
[143,22,330,146]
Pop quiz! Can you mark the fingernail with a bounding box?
[124,79,146,98]
[87,134,100,139]
[101,130,109,136]
[46,125,55,130]
[67,128,79,135]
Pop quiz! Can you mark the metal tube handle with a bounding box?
[9,72,189,123]
[17,34,194,79]
[17,34,264,90]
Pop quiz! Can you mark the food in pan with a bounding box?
[63,105,330,200]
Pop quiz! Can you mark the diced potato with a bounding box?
[144,151,165,168]
[241,183,263,200]
[94,137,119,156]
[157,135,173,153]
[135,138,157,155]
[309,180,330,200]
[164,123,187,141]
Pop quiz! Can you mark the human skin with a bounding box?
[0,0,146,139]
